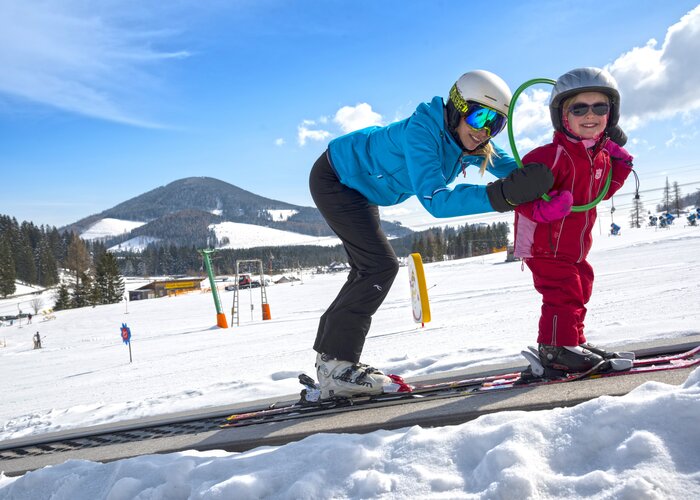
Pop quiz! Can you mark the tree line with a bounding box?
[1,212,508,306]
[656,178,699,216]
[627,178,698,228]
[113,222,511,276]
[0,215,124,308]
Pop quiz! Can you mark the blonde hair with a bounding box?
[473,142,498,176]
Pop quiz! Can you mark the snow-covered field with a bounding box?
[80,218,146,241]
[211,220,340,249]
[1,220,699,498]
[80,215,342,252]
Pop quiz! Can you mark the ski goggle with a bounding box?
[568,102,610,117]
[463,102,507,137]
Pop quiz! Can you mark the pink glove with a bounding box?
[532,190,573,223]
[604,141,633,165]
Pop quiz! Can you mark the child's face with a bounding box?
[566,91,609,139]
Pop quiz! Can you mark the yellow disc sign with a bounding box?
[408,253,431,325]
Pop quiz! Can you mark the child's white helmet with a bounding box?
[549,67,620,133]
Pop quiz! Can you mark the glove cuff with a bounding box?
[487,182,516,213]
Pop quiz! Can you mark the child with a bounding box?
[514,67,634,373]
[310,70,554,398]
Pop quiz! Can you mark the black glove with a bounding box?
[486,163,554,212]
[606,125,627,147]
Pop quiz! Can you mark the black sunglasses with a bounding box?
[568,102,610,117]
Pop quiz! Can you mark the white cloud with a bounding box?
[274,138,285,146]
[297,120,332,146]
[334,103,384,133]
[665,127,699,148]
[512,88,550,136]
[0,0,189,127]
[511,6,700,151]
[296,103,384,146]
[510,87,553,152]
[606,5,700,130]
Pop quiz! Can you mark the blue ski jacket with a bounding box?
[327,96,518,218]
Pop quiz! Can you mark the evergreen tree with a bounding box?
[136,260,147,277]
[13,230,37,284]
[662,177,671,213]
[48,228,65,266]
[159,246,174,275]
[0,238,16,297]
[672,181,682,217]
[53,283,72,311]
[412,235,427,259]
[629,196,645,228]
[122,258,135,276]
[36,239,59,287]
[72,272,93,308]
[94,252,125,304]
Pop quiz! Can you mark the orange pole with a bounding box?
[216,312,229,328]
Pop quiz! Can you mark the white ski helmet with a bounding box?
[449,70,512,116]
[549,67,620,133]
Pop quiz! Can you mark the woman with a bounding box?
[310,70,554,399]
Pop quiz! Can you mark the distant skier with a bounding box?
[610,223,621,236]
[513,67,634,374]
[309,70,554,398]
[648,214,658,227]
[688,213,697,226]
[33,331,42,349]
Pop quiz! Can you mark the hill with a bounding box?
[61,177,412,249]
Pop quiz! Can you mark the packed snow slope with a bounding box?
[0,223,698,441]
[1,222,699,499]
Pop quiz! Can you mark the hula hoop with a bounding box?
[506,78,612,212]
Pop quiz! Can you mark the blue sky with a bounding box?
[2,0,700,228]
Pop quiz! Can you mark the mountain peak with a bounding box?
[62,176,412,249]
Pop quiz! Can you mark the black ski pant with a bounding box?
[309,151,399,363]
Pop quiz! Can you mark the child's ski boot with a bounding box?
[579,342,635,360]
[520,344,633,380]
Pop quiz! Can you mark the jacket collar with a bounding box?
[553,130,607,160]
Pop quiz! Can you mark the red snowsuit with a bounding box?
[514,131,633,346]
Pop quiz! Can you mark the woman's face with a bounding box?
[566,91,609,139]
[456,113,491,151]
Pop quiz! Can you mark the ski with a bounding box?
[628,344,700,366]
[220,345,700,428]
[390,343,700,395]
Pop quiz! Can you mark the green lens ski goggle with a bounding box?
[463,102,507,137]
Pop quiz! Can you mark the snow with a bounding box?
[210,220,340,249]
[107,235,161,253]
[81,214,333,252]
[1,219,700,498]
[266,209,298,221]
[80,218,146,241]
